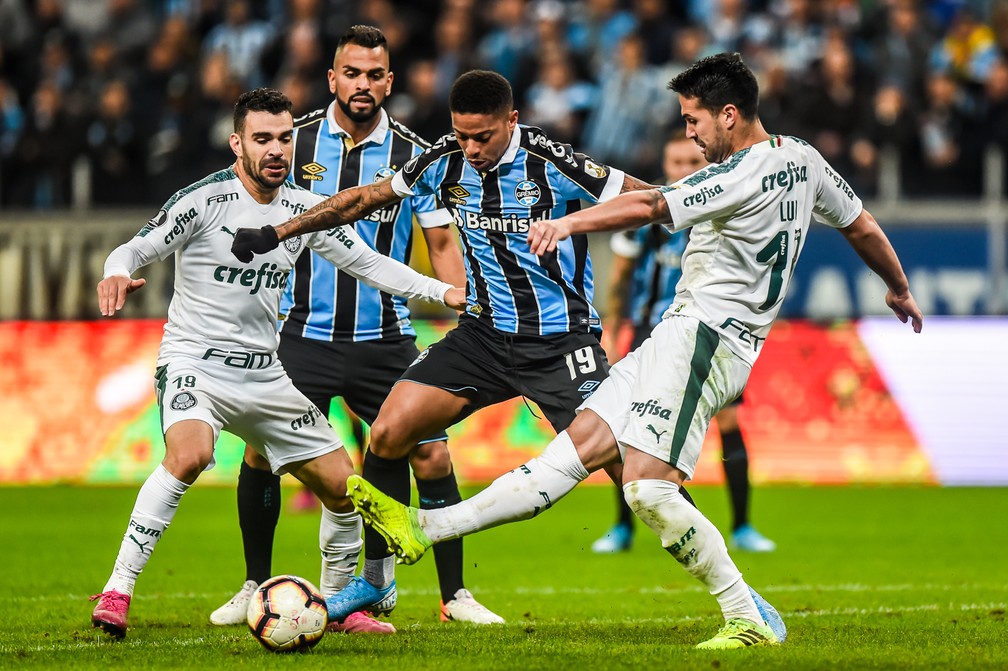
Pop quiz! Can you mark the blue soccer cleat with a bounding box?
[325,576,397,622]
[591,522,633,553]
[731,524,777,552]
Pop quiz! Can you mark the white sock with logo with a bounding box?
[103,464,189,596]
[319,507,363,598]
[419,431,589,543]
[623,478,761,623]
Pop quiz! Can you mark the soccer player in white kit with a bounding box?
[344,53,924,649]
[89,88,464,639]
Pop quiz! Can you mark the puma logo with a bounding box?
[646,424,667,442]
[128,534,151,554]
[220,225,237,238]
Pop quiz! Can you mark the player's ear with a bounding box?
[386,70,394,96]
[229,132,242,159]
[328,69,337,96]
[722,104,737,130]
[508,109,518,130]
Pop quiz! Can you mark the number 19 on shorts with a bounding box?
[563,346,597,380]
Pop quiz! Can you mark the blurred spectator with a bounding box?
[524,47,596,144]
[203,0,273,87]
[430,10,477,99]
[867,0,935,107]
[764,0,824,78]
[914,69,984,197]
[581,33,672,176]
[753,58,800,137]
[930,8,1000,87]
[980,58,1008,193]
[188,51,242,179]
[105,0,158,65]
[354,0,420,68]
[85,78,146,205]
[262,20,329,113]
[567,0,637,76]
[631,0,678,65]
[6,79,76,207]
[385,59,451,142]
[850,84,921,197]
[477,0,536,95]
[0,76,24,204]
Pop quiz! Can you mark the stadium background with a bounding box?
[1,0,1006,486]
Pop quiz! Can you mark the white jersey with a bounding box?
[104,167,451,364]
[660,135,863,366]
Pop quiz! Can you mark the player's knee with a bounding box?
[368,415,414,459]
[162,449,212,484]
[410,441,452,479]
[243,445,270,470]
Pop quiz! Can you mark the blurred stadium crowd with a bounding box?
[1,0,1007,209]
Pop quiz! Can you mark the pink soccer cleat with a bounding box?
[90,590,131,638]
[327,610,396,634]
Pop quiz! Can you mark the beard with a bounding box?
[244,153,289,190]
[337,92,382,123]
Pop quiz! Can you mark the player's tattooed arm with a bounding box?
[619,174,664,192]
[276,179,401,240]
[527,188,672,256]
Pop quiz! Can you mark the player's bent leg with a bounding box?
[348,475,432,565]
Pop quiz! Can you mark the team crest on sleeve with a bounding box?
[583,159,608,178]
[170,391,197,411]
[403,155,420,175]
[514,180,541,206]
[283,236,303,254]
[138,209,168,237]
[374,166,396,182]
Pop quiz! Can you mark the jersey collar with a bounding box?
[485,123,522,174]
[325,103,389,148]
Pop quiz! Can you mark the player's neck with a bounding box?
[332,107,382,145]
[233,160,279,205]
[727,119,771,158]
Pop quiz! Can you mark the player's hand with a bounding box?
[527,219,571,256]
[232,225,280,263]
[97,275,146,316]
[444,287,466,311]
[886,289,923,333]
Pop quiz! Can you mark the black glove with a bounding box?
[231,225,280,263]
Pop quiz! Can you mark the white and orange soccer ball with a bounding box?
[246,575,328,652]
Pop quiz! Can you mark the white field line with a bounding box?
[3,602,1005,654]
[16,581,1008,603]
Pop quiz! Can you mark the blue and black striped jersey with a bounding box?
[390,124,625,335]
[611,225,689,330]
[280,106,449,342]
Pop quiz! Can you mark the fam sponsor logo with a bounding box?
[374,166,396,182]
[629,398,672,419]
[451,208,549,234]
[212,262,290,294]
[514,180,541,206]
[170,391,197,411]
[446,184,470,206]
[202,347,273,369]
[300,162,326,181]
[681,183,724,207]
[291,403,325,431]
[719,316,766,352]
[761,161,807,193]
[207,192,238,205]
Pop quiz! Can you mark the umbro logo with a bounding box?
[301,162,326,181]
[446,184,470,206]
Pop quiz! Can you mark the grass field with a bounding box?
[1,484,1006,670]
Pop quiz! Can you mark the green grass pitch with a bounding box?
[1,484,1005,670]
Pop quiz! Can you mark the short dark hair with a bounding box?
[336,24,387,52]
[668,52,759,121]
[233,87,292,132]
[449,70,513,116]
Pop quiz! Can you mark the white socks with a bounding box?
[361,556,396,590]
[318,507,363,598]
[419,431,589,543]
[103,464,189,595]
[623,478,761,623]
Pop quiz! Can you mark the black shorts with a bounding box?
[277,331,449,443]
[632,322,744,406]
[401,317,610,431]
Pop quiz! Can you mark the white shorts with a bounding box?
[155,352,343,475]
[579,315,750,479]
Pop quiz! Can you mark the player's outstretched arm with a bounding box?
[839,209,923,333]
[527,189,672,256]
[231,179,403,262]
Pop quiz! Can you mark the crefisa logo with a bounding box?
[514,180,541,206]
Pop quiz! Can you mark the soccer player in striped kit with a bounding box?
[210,27,502,631]
[231,69,676,623]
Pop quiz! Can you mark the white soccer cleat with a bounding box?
[440,588,505,624]
[210,579,258,625]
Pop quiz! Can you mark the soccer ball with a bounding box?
[246,575,328,652]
